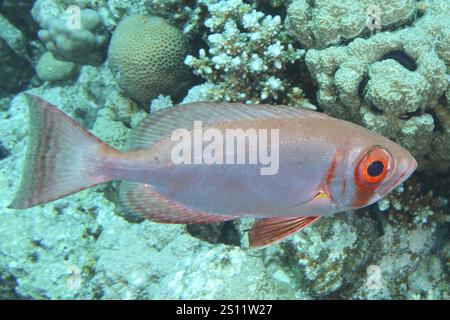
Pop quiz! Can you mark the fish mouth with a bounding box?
[401,158,418,183]
[409,158,418,176]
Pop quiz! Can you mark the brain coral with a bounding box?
[36,51,77,82]
[108,15,192,106]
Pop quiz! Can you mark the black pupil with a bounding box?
[367,161,384,177]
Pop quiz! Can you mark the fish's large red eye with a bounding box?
[356,147,392,187]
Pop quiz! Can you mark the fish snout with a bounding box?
[408,157,418,177]
[399,153,418,182]
[376,154,417,198]
[396,154,418,186]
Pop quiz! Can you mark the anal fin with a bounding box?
[119,181,237,224]
[249,216,321,248]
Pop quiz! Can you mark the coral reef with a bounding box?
[108,15,193,106]
[0,0,448,300]
[92,216,299,299]
[185,0,307,105]
[286,0,417,49]
[36,8,109,66]
[103,0,202,37]
[0,38,34,96]
[360,177,450,299]
[36,51,77,81]
[0,13,33,61]
[0,0,39,40]
[305,0,450,169]
[257,212,381,298]
[429,106,450,171]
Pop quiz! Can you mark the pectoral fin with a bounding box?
[249,216,321,248]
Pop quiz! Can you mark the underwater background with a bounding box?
[0,0,449,299]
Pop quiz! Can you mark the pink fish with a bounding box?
[9,94,417,247]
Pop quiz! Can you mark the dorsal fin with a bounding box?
[127,102,326,151]
[119,181,237,224]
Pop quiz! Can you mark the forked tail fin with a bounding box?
[8,94,119,209]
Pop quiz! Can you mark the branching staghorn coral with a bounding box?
[185,0,308,106]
